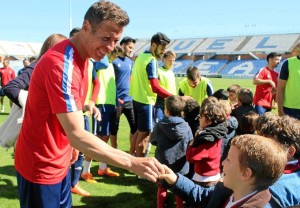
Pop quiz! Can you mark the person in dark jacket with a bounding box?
[231,88,256,135]
[150,95,193,208]
[182,97,200,136]
[17,58,30,76]
[159,134,287,208]
[218,100,238,166]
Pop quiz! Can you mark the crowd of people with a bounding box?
[0,0,300,207]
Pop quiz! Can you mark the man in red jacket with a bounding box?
[0,57,16,112]
[253,52,281,115]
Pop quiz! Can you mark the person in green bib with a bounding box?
[178,66,214,106]
[82,47,123,179]
[154,50,177,124]
[277,43,300,120]
[130,32,173,157]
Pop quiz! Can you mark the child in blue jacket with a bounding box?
[150,95,193,208]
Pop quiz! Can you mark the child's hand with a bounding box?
[158,165,178,185]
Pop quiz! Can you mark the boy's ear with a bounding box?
[288,146,296,158]
[241,167,253,181]
[181,111,185,118]
[207,120,212,126]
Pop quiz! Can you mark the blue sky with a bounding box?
[2,0,300,43]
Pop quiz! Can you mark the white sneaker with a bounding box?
[0,106,4,113]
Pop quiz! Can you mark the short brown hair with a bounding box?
[163,50,176,59]
[84,0,129,33]
[231,134,287,189]
[69,27,81,38]
[212,89,229,100]
[201,96,219,109]
[151,32,170,46]
[237,88,253,105]
[239,111,259,134]
[276,116,300,158]
[183,98,200,120]
[255,112,278,137]
[219,100,232,115]
[227,84,241,94]
[257,113,300,159]
[111,45,123,54]
[200,103,226,125]
[186,66,200,81]
[266,52,281,63]
[120,36,136,45]
[165,95,185,117]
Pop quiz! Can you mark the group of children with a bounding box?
[149,82,300,207]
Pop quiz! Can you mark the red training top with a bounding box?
[15,40,88,184]
[253,67,278,109]
[0,67,15,86]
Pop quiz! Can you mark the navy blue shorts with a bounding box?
[283,106,300,120]
[17,170,72,208]
[84,114,90,132]
[93,104,117,136]
[0,87,4,97]
[133,100,153,132]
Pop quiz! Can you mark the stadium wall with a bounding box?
[1,33,299,78]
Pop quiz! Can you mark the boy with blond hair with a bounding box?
[159,134,287,207]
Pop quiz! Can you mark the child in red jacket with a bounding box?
[186,103,227,188]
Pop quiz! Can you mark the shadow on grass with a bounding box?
[0,164,16,177]
[0,165,176,207]
[73,178,176,208]
[73,192,157,208]
[0,178,19,199]
[88,166,137,184]
[0,112,9,116]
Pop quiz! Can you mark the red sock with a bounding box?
[176,195,184,208]
[157,186,167,208]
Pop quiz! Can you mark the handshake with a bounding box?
[131,157,177,185]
